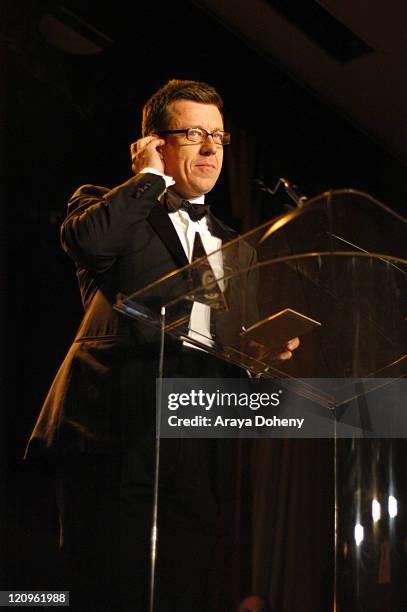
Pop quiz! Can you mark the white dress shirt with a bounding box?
[141,167,223,348]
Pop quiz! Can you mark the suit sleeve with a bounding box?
[60,172,166,273]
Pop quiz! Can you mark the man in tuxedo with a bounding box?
[26,79,298,611]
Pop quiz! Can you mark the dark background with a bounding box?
[2,1,406,610]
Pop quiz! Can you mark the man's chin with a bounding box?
[174,180,217,199]
[191,178,218,196]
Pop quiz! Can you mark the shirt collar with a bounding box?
[165,189,205,209]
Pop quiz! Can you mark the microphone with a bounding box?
[252,177,308,208]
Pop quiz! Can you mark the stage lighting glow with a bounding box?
[388,495,398,518]
[354,523,364,546]
[372,499,381,523]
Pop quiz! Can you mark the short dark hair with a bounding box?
[142,79,223,136]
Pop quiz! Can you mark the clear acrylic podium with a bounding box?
[116,190,406,406]
[115,190,407,611]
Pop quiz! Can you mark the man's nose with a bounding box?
[200,135,218,155]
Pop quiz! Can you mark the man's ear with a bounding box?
[157,141,167,162]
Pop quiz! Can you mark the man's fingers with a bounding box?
[130,136,166,174]
[134,136,164,154]
[272,349,293,361]
[268,337,300,362]
[287,337,300,351]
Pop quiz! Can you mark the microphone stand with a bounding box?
[252,177,308,208]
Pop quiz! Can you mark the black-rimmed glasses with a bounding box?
[157,127,231,146]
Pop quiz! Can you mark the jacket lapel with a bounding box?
[147,202,239,273]
[208,213,238,241]
[147,204,189,268]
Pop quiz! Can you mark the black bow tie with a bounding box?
[164,194,210,222]
[180,201,210,221]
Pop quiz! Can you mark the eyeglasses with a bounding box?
[157,127,231,146]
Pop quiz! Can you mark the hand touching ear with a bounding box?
[130,135,166,174]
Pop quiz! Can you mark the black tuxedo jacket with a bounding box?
[25,173,257,458]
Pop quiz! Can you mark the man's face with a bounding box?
[160,100,224,199]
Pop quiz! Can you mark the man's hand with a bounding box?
[247,337,300,362]
[271,336,300,361]
[130,135,166,175]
